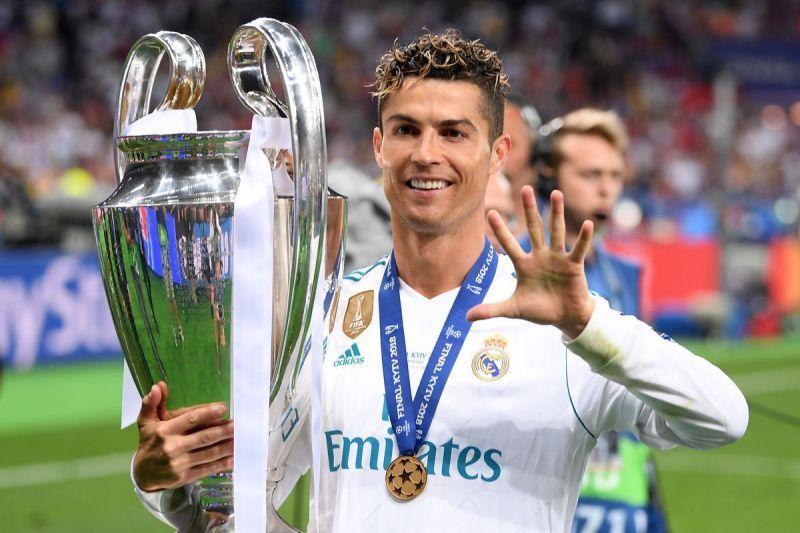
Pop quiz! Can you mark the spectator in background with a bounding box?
[327,159,392,271]
[0,154,61,246]
[4,1,800,254]
[484,169,515,250]
[531,108,668,533]
[502,99,540,240]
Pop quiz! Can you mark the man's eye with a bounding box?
[444,129,465,139]
[395,125,416,135]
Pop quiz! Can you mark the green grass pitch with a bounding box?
[0,336,798,531]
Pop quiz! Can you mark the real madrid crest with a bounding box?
[343,290,373,339]
[472,333,510,381]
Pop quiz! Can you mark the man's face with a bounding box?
[373,78,509,236]
[556,133,625,233]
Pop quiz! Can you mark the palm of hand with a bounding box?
[467,186,595,338]
[508,246,591,326]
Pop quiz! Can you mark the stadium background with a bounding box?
[1,0,799,531]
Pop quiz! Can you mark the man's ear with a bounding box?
[490,133,512,175]
[372,127,384,169]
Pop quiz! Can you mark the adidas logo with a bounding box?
[333,343,364,367]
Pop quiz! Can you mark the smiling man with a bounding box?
[131,30,747,532]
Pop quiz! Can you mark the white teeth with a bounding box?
[409,179,448,190]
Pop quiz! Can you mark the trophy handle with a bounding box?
[113,31,206,183]
[227,25,287,119]
[227,19,327,406]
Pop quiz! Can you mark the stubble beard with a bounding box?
[396,196,483,239]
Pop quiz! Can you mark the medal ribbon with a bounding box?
[379,238,497,456]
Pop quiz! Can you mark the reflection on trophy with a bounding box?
[93,20,345,531]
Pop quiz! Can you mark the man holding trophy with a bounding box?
[122,28,747,532]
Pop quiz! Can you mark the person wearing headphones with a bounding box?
[529,108,668,533]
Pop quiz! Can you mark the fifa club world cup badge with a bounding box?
[343,290,373,339]
[472,333,510,381]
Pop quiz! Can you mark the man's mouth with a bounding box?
[406,179,451,191]
[593,211,609,222]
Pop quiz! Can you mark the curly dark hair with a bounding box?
[370,29,510,142]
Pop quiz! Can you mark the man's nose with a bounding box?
[410,130,441,166]
[597,175,615,196]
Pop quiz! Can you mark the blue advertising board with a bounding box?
[713,39,800,92]
[0,250,122,370]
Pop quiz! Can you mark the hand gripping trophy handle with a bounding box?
[113,31,206,182]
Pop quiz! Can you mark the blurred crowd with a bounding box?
[2,0,800,249]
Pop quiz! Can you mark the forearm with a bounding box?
[131,455,206,530]
[566,297,748,449]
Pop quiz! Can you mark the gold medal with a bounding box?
[385,455,427,501]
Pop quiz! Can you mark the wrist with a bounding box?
[133,471,159,493]
[559,297,596,340]
[133,451,164,493]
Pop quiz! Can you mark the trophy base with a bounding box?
[197,472,303,532]
[200,471,234,515]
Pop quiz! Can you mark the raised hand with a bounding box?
[466,186,596,339]
[133,382,234,492]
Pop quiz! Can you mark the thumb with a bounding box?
[137,384,162,425]
[156,381,169,421]
[466,300,520,322]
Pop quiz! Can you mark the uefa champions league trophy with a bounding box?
[93,21,345,531]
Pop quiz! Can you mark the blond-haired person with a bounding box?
[525,107,668,532]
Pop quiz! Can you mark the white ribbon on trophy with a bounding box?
[231,114,290,532]
[310,265,324,527]
[233,114,324,531]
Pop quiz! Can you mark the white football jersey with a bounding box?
[135,253,747,532]
[311,253,746,532]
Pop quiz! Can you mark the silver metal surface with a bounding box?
[228,17,328,423]
[95,128,247,409]
[228,18,330,532]
[113,31,205,182]
[94,22,343,532]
